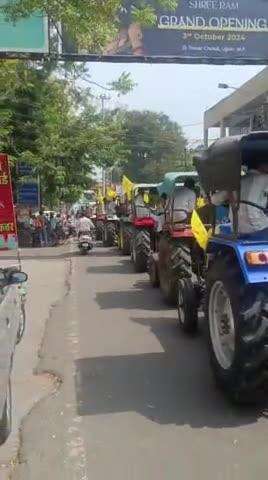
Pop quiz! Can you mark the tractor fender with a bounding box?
[207,237,268,285]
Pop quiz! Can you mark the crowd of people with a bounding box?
[17,210,77,248]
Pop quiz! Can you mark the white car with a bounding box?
[0,267,27,445]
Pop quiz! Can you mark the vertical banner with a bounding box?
[0,154,17,250]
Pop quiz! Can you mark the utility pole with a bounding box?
[100,94,111,196]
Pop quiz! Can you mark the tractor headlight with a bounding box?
[245,251,268,266]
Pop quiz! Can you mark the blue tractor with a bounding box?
[178,132,268,402]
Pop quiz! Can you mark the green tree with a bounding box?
[119,110,187,183]
[37,79,129,206]
[2,0,178,51]
[0,60,130,207]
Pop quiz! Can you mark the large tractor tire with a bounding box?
[131,229,151,273]
[205,256,268,404]
[148,254,160,288]
[178,243,193,278]
[120,224,133,255]
[103,222,117,247]
[176,243,198,334]
[159,237,191,305]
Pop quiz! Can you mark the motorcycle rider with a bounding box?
[76,212,95,237]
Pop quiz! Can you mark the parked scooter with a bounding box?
[78,232,94,255]
[0,267,28,445]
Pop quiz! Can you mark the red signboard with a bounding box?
[0,154,17,250]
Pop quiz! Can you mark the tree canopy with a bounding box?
[0,60,130,206]
[2,0,179,51]
[118,110,187,183]
[0,59,191,205]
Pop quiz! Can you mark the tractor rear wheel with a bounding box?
[177,278,198,334]
[206,256,268,403]
[159,238,191,305]
[159,268,177,305]
[132,230,151,273]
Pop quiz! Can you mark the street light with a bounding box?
[218,83,238,91]
[99,94,111,195]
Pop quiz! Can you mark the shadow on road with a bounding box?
[95,277,172,311]
[91,248,121,258]
[75,314,266,429]
[95,289,163,310]
[88,259,133,275]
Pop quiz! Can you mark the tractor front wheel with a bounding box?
[95,222,104,241]
[103,222,117,247]
[177,278,198,334]
[148,254,159,288]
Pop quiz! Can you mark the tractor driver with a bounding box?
[212,158,268,239]
[173,178,197,223]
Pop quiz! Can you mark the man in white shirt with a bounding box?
[76,214,95,236]
[212,160,268,238]
[173,178,197,224]
[106,200,117,216]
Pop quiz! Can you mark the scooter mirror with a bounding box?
[9,272,28,285]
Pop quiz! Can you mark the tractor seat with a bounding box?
[172,208,190,228]
[135,205,151,218]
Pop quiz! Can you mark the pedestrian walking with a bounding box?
[36,210,48,247]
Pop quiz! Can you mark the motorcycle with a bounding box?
[78,231,94,255]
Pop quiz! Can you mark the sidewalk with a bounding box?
[0,247,70,479]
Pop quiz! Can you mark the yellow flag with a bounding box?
[122,175,134,200]
[106,187,117,200]
[191,209,211,251]
[196,196,206,209]
[143,192,149,204]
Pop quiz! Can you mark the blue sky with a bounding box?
[87,62,262,146]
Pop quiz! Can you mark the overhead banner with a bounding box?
[0,0,48,56]
[0,154,18,250]
[63,0,268,64]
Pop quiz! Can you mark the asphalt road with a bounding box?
[13,246,268,480]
